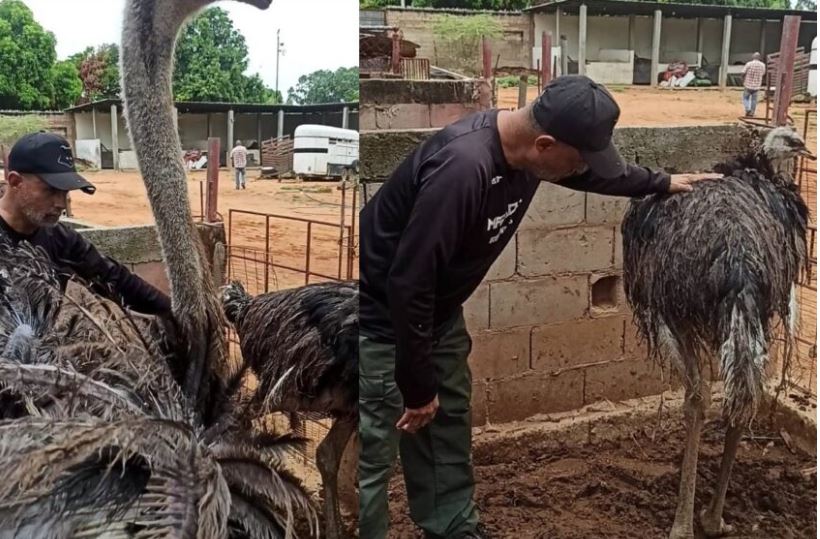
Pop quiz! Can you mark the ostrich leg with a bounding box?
[316,416,356,539]
[699,423,743,536]
[670,361,710,539]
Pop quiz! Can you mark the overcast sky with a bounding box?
[21,0,358,95]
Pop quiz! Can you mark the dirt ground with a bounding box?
[498,86,815,127]
[387,413,816,539]
[69,169,357,291]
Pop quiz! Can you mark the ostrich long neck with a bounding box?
[121,0,225,407]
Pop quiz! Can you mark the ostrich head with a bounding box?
[762,126,814,175]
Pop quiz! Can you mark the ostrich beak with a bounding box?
[797,147,817,160]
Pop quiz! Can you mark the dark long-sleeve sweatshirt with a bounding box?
[0,216,172,316]
[359,109,670,408]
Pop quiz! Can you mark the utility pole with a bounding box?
[275,29,285,96]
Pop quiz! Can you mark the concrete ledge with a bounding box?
[360,79,491,105]
[361,123,754,181]
[78,224,162,264]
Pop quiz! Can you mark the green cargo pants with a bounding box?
[359,314,479,539]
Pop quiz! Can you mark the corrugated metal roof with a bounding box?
[527,0,817,20]
[65,99,359,114]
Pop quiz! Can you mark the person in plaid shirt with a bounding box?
[742,52,766,118]
[230,140,248,190]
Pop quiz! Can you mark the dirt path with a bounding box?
[387,416,816,538]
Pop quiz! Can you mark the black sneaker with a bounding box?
[459,524,491,539]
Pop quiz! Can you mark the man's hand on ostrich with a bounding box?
[668,173,722,193]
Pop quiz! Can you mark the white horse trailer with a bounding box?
[292,124,359,179]
[809,36,817,98]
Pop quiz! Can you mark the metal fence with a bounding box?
[225,181,358,464]
[789,108,817,396]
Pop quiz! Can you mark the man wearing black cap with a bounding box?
[0,132,171,316]
[358,76,707,539]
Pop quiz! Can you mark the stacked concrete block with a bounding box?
[360,79,493,131]
[361,123,753,426]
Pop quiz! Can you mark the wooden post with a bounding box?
[773,15,802,126]
[541,32,552,86]
[518,75,528,108]
[651,10,662,87]
[578,3,587,76]
[482,36,492,80]
[391,29,401,75]
[719,14,732,88]
[206,137,220,223]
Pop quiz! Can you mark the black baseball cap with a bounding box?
[8,132,96,194]
[532,75,626,180]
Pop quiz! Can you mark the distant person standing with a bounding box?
[231,140,248,190]
[742,52,766,118]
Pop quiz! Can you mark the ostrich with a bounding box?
[222,279,358,539]
[622,126,811,539]
[0,0,322,535]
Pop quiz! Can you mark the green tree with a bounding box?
[69,44,121,103]
[173,7,275,103]
[286,67,359,105]
[432,14,503,74]
[0,0,57,110]
[49,60,81,109]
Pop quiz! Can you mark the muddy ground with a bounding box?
[387,414,816,539]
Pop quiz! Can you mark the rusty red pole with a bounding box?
[541,31,552,86]
[391,28,401,75]
[482,36,493,80]
[773,15,801,126]
[206,136,220,222]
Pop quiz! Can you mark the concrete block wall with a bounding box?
[360,123,754,425]
[360,79,493,131]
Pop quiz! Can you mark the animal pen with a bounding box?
[225,180,358,465]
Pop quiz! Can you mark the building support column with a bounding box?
[342,106,350,129]
[651,9,662,87]
[719,14,732,88]
[555,8,561,74]
[110,104,119,170]
[759,20,767,56]
[257,113,262,146]
[628,15,636,52]
[696,17,704,53]
[91,108,97,139]
[227,109,235,168]
[277,110,284,140]
[578,3,587,76]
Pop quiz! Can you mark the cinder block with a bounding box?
[469,327,531,380]
[359,105,376,131]
[583,358,671,404]
[624,321,650,359]
[532,317,626,372]
[518,226,614,277]
[518,182,585,230]
[586,193,630,225]
[614,228,624,268]
[374,104,431,130]
[471,380,489,426]
[489,275,588,329]
[430,103,476,127]
[133,261,170,294]
[487,370,585,422]
[485,236,516,281]
[464,284,490,332]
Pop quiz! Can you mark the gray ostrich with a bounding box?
[223,279,358,539]
[622,126,810,539]
[0,0,323,535]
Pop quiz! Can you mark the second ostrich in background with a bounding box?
[223,279,358,539]
[622,126,811,539]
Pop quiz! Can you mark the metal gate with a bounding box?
[225,180,358,463]
[790,108,817,396]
